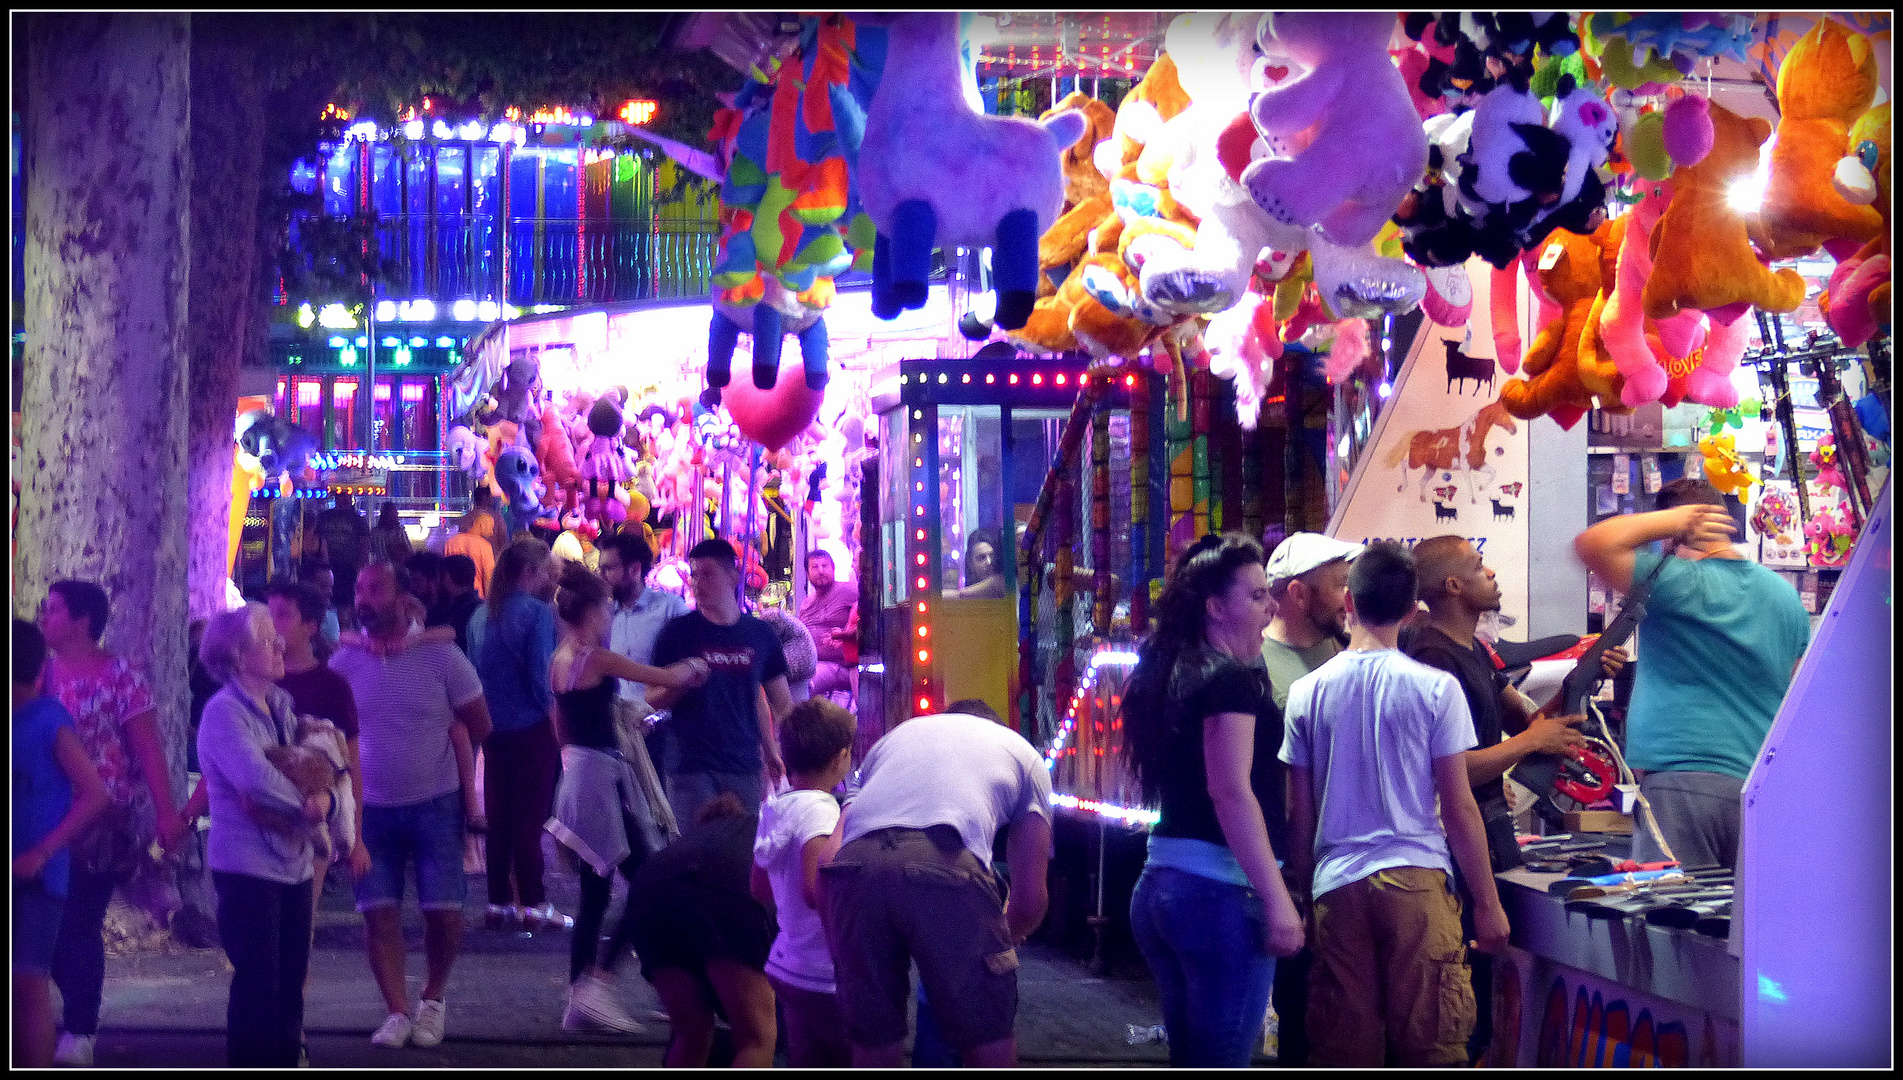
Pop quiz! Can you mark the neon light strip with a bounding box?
[1044,648,1154,828]
[1051,792,1160,829]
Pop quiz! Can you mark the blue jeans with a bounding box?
[354,791,468,912]
[666,769,766,829]
[1130,866,1275,1067]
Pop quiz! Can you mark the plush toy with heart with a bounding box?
[721,353,826,452]
[1750,18,1885,262]
[1244,12,1428,250]
[1642,100,1807,323]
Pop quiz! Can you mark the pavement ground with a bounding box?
[78,833,1201,1068]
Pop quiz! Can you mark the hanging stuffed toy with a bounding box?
[707,277,833,391]
[1821,101,1891,348]
[1698,432,1757,497]
[1642,101,1807,323]
[1584,176,1684,406]
[855,13,1088,327]
[445,425,490,480]
[1749,18,1884,262]
[576,396,635,525]
[1243,12,1429,251]
[536,401,584,515]
[1498,223,1617,428]
[1005,57,1198,360]
[1804,501,1856,567]
[494,445,545,531]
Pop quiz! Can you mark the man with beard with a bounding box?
[797,549,856,700]
[328,562,492,1051]
[1261,534,1364,711]
[599,533,687,717]
[1258,533,1361,1068]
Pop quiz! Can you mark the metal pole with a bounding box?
[364,305,377,451]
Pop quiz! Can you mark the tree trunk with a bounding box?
[18,14,194,800]
[186,17,266,619]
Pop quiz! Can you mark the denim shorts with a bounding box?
[354,791,468,913]
[12,881,64,973]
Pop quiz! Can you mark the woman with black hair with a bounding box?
[1121,533,1306,1068]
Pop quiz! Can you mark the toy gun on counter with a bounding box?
[1513,554,1669,827]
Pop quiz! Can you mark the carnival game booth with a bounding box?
[749,11,1893,1037]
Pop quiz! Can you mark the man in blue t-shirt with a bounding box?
[650,538,793,825]
[1574,478,1811,870]
[13,620,109,1067]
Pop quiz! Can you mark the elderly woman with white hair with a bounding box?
[196,603,333,1067]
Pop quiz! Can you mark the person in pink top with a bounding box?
[37,579,187,1068]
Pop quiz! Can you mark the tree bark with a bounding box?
[186,16,267,619]
[18,14,194,798]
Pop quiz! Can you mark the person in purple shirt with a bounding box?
[798,550,856,700]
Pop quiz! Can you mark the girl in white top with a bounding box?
[750,698,857,1067]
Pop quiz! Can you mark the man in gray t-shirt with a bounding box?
[330,562,492,1050]
[1261,533,1361,710]
[1258,532,1360,1066]
[822,702,1052,1069]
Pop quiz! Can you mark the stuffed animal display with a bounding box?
[1643,100,1807,324]
[1750,18,1884,262]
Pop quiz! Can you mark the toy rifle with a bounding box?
[1552,550,1668,720]
[1512,554,1670,827]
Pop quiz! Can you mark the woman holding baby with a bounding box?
[196,602,336,1067]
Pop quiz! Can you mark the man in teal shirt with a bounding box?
[1574,479,1810,869]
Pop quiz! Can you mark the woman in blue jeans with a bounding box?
[1120,534,1306,1067]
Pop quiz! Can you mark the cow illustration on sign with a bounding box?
[1384,398,1519,503]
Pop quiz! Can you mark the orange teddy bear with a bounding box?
[1643,100,1806,323]
[1499,222,1618,430]
[1750,18,1885,261]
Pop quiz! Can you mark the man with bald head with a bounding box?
[1407,534,1621,1065]
[330,561,493,1050]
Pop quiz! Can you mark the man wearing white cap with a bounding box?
[1258,531,1361,1068]
[1261,534,1366,711]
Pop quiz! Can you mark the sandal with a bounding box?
[522,902,574,932]
[484,904,519,930]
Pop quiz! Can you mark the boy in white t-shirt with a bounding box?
[751,698,857,1067]
[1278,541,1510,1067]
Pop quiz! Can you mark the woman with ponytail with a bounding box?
[1121,532,1306,1068]
[545,563,708,1035]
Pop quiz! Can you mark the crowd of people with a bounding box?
[1112,475,1805,1068]
[12,477,1808,1068]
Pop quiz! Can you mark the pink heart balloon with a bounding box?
[720,354,825,451]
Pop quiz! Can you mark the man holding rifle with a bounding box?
[1574,479,1810,871]
[1407,534,1626,1062]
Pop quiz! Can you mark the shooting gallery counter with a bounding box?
[1488,845,1743,1066]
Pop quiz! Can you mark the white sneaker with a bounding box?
[370,1012,413,1048]
[411,998,447,1048]
[54,1032,95,1067]
[563,976,644,1035]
